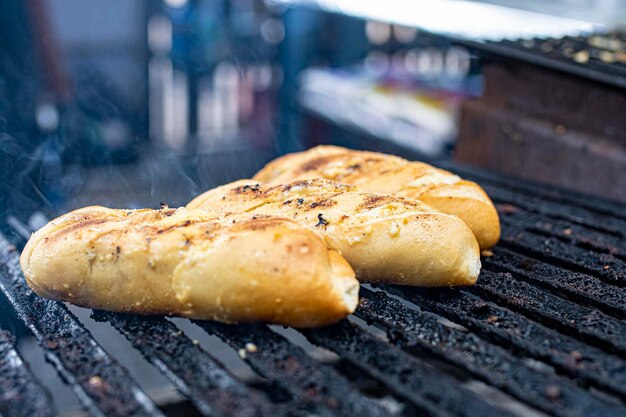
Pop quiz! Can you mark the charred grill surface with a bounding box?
[302,320,517,417]
[92,311,280,417]
[1,163,625,417]
[498,224,625,286]
[357,289,625,417]
[0,329,56,417]
[470,272,626,354]
[378,284,626,400]
[195,321,390,417]
[483,247,626,319]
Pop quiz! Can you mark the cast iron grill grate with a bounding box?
[0,165,625,417]
[460,31,626,89]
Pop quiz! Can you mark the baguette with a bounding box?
[253,145,500,250]
[188,179,481,286]
[20,206,358,327]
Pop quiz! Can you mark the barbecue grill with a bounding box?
[1,161,624,417]
[460,31,626,89]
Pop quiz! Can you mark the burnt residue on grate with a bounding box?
[357,288,626,417]
[92,311,281,417]
[498,224,625,286]
[0,329,56,417]
[481,183,626,238]
[0,237,164,417]
[471,271,626,355]
[497,206,626,260]
[483,247,626,319]
[379,284,626,401]
[302,320,516,417]
[444,163,626,222]
[195,321,391,417]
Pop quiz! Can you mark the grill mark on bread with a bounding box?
[144,214,281,236]
[309,198,336,209]
[45,218,110,243]
[299,155,338,172]
[357,194,420,210]
[217,180,350,216]
[281,180,321,191]
[151,220,200,235]
[294,152,409,184]
[281,179,352,193]
[233,183,262,194]
[399,183,438,197]
[362,163,409,180]
[297,155,366,180]
[358,195,391,210]
[126,209,179,224]
[159,208,178,217]
[232,216,290,232]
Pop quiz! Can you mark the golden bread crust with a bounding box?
[20,206,358,327]
[188,179,481,286]
[253,145,500,249]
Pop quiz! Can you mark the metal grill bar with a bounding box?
[443,163,626,220]
[483,247,626,319]
[471,271,626,355]
[379,284,626,400]
[499,223,625,286]
[92,311,280,417]
[0,237,164,417]
[357,288,626,417]
[195,321,390,417]
[456,37,626,90]
[484,185,626,238]
[497,207,626,260]
[302,320,517,417]
[0,329,56,417]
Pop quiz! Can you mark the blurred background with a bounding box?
[1,0,625,242]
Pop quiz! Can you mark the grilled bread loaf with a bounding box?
[253,145,500,250]
[20,206,358,327]
[188,179,481,287]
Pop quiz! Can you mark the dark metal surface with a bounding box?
[0,329,56,417]
[471,271,626,354]
[515,208,623,256]
[357,288,626,417]
[484,185,626,240]
[443,162,626,220]
[496,206,626,260]
[460,34,626,89]
[302,320,516,417]
[484,247,626,319]
[0,236,164,417]
[92,311,279,417]
[195,321,389,417]
[496,224,625,286]
[379,284,626,401]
